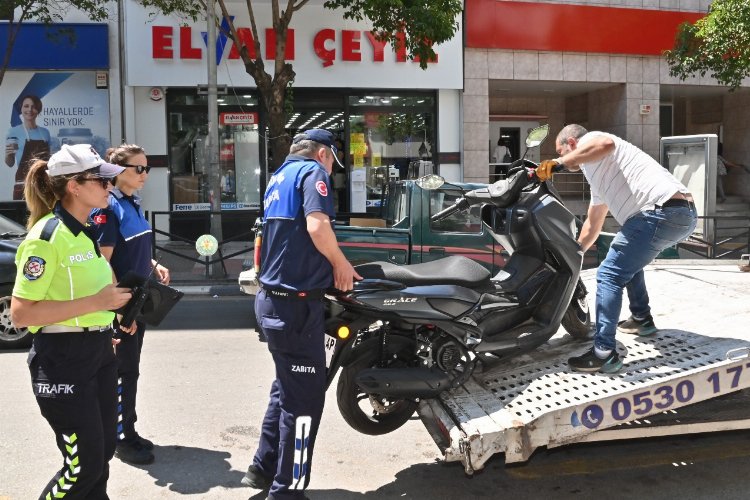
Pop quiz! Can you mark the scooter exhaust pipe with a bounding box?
[356,367,451,398]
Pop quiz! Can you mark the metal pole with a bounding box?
[206,0,223,277]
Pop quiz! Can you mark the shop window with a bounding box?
[348,93,435,213]
[284,90,346,211]
[167,90,261,210]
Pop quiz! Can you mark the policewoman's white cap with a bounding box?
[47,144,126,178]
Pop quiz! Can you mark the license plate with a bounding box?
[324,335,336,368]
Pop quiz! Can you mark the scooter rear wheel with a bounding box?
[561,296,592,339]
[336,340,419,436]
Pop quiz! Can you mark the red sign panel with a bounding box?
[466,0,705,56]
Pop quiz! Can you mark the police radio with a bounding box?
[119,260,160,328]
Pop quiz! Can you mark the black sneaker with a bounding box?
[241,464,272,489]
[115,441,155,465]
[133,433,154,451]
[617,315,657,336]
[568,348,623,373]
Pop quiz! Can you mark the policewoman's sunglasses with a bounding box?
[123,164,152,174]
[81,177,112,189]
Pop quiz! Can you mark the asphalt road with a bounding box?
[2,297,750,499]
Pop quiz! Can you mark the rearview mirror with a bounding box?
[416,174,445,190]
[525,124,550,149]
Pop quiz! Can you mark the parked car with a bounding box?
[0,214,30,349]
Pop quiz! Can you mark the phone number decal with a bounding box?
[572,363,749,429]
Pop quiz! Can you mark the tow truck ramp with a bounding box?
[417,263,750,474]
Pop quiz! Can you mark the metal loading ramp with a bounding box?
[417,262,750,474]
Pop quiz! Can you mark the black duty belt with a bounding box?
[261,286,325,300]
[658,199,695,209]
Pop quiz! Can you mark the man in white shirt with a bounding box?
[536,124,697,373]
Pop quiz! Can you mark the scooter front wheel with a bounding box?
[336,340,419,436]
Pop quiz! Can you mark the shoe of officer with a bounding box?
[133,432,154,451]
[568,347,623,374]
[241,464,273,489]
[115,439,155,465]
[617,315,658,336]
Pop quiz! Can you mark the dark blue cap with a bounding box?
[294,128,337,148]
[293,128,344,168]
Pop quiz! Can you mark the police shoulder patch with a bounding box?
[23,256,46,281]
[315,180,328,197]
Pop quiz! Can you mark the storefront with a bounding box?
[122,3,463,240]
[0,22,112,222]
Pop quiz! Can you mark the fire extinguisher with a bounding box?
[252,217,264,274]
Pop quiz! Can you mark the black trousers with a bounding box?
[114,320,145,443]
[29,331,118,500]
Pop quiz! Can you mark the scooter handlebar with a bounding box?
[431,197,470,222]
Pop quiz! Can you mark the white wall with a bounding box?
[439,89,461,182]
[132,87,170,233]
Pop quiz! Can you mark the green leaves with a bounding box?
[324,0,463,69]
[665,0,750,90]
[5,0,113,24]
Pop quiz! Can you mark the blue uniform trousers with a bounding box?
[114,320,145,442]
[29,331,118,500]
[253,288,326,500]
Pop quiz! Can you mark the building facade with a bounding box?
[121,2,464,239]
[463,0,750,207]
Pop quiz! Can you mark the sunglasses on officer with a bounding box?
[80,176,112,189]
[123,164,152,174]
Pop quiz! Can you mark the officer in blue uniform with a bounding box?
[242,129,361,499]
[92,144,169,465]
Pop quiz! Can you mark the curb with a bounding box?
[172,284,246,297]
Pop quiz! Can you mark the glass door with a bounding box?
[348,93,436,213]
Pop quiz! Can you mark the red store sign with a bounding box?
[151,26,438,68]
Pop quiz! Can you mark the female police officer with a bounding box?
[92,144,169,465]
[11,144,133,499]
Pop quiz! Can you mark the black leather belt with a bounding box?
[260,286,324,300]
[658,199,695,209]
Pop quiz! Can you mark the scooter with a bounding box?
[324,124,590,435]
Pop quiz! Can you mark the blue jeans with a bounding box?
[594,205,697,351]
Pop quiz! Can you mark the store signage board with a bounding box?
[172,202,259,211]
[220,112,259,125]
[124,3,462,89]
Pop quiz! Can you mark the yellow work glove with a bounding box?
[536,160,559,182]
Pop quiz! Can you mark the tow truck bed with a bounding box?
[417,262,750,473]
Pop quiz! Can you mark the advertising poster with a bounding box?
[1,71,111,201]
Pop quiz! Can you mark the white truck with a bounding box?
[417,261,750,474]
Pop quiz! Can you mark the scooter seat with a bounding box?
[355,256,492,288]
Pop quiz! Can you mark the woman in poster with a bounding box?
[5,94,51,200]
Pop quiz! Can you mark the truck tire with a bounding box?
[561,296,592,339]
[336,341,418,436]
